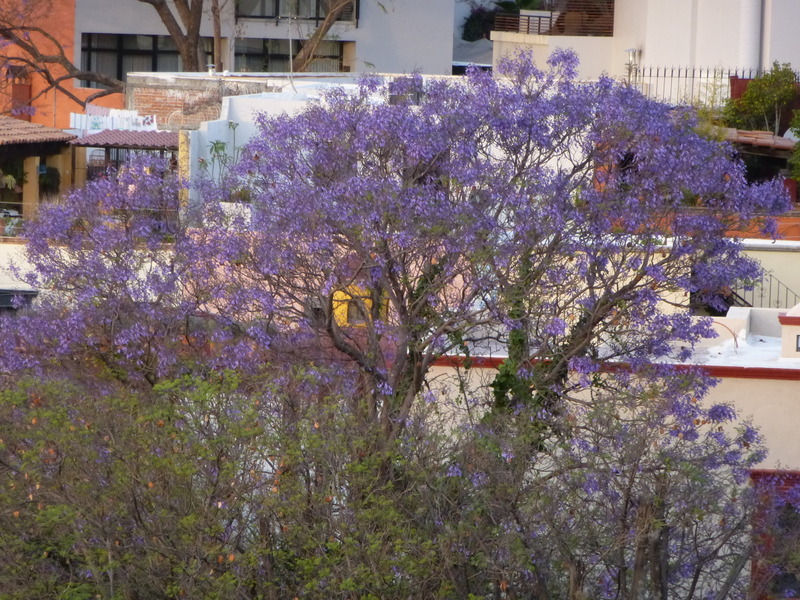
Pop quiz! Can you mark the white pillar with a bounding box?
[738,0,762,70]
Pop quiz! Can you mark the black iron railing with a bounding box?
[631,65,800,107]
[733,271,800,310]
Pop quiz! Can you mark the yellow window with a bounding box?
[332,285,386,327]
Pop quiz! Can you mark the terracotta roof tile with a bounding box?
[0,116,76,145]
[722,127,796,152]
[70,129,179,150]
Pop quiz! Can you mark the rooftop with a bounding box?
[0,116,76,146]
[70,129,179,150]
[722,127,796,158]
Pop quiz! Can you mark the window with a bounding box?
[236,0,356,21]
[333,286,370,327]
[0,290,37,314]
[234,38,343,72]
[80,34,212,88]
[332,286,386,327]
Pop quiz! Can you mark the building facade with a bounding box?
[491,0,800,84]
[5,0,456,128]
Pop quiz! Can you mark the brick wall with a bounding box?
[127,75,274,130]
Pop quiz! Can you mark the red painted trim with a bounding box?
[433,355,505,369]
[751,469,800,480]
[778,315,800,326]
[431,356,800,380]
[701,365,800,380]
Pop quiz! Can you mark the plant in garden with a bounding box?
[788,109,800,183]
[461,6,498,41]
[0,51,794,598]
[0,368,456,599]
[724,61,798,135]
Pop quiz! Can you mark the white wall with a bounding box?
[629,0,800,70]
[614,0,761,70]
[762,0,800,68]
[715,377,800,469]
[492,31,614,80]
[0,241,32,290]
[743,245,800,302]
[610,0,650,78]
[351,0,455,74]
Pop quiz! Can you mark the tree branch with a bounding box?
[293,0,353,72]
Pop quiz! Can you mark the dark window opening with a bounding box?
[0,289,37,314]
[80,33,212,88]
[86,147,132,181]
[234,38,343,72]
[0,157,25,216]
[236,0,356,21]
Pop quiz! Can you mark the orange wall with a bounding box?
[727,213,800,242]
[7,0,123,129]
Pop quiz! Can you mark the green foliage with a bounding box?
[200,121,243,184]
[39,166,61,196]
[724,61,798,134]
[462,7,497,41]
[0,158,26,190]
[788,110,800,182]
[0,372,456,599]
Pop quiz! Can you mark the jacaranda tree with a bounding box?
[0,51,793,599]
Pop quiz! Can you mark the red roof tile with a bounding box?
[70,129,179,150]
[722,127,796,152]
[0,116,76,145]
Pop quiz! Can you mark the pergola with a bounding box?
[0,116,76,221]
[69,129,180,180]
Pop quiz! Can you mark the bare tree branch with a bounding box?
[0,23,123,110]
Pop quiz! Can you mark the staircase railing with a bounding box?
[732,271,800,309]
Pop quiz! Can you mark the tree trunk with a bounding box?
[211,0,223,71]
[137,0,205,71]
[292,0,353,72]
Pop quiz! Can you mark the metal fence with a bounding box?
[631,65,800,107]
[733,271,800,310]
[630,66,765,107]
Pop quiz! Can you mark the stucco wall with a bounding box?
[491,31,614,80]
[632,0,800,70]
[428,361,800,471]
[351,0,455,74]
[762,0,800,68]
[0,240,32,289]
[714,377,800,469]
[743,246,800,304]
